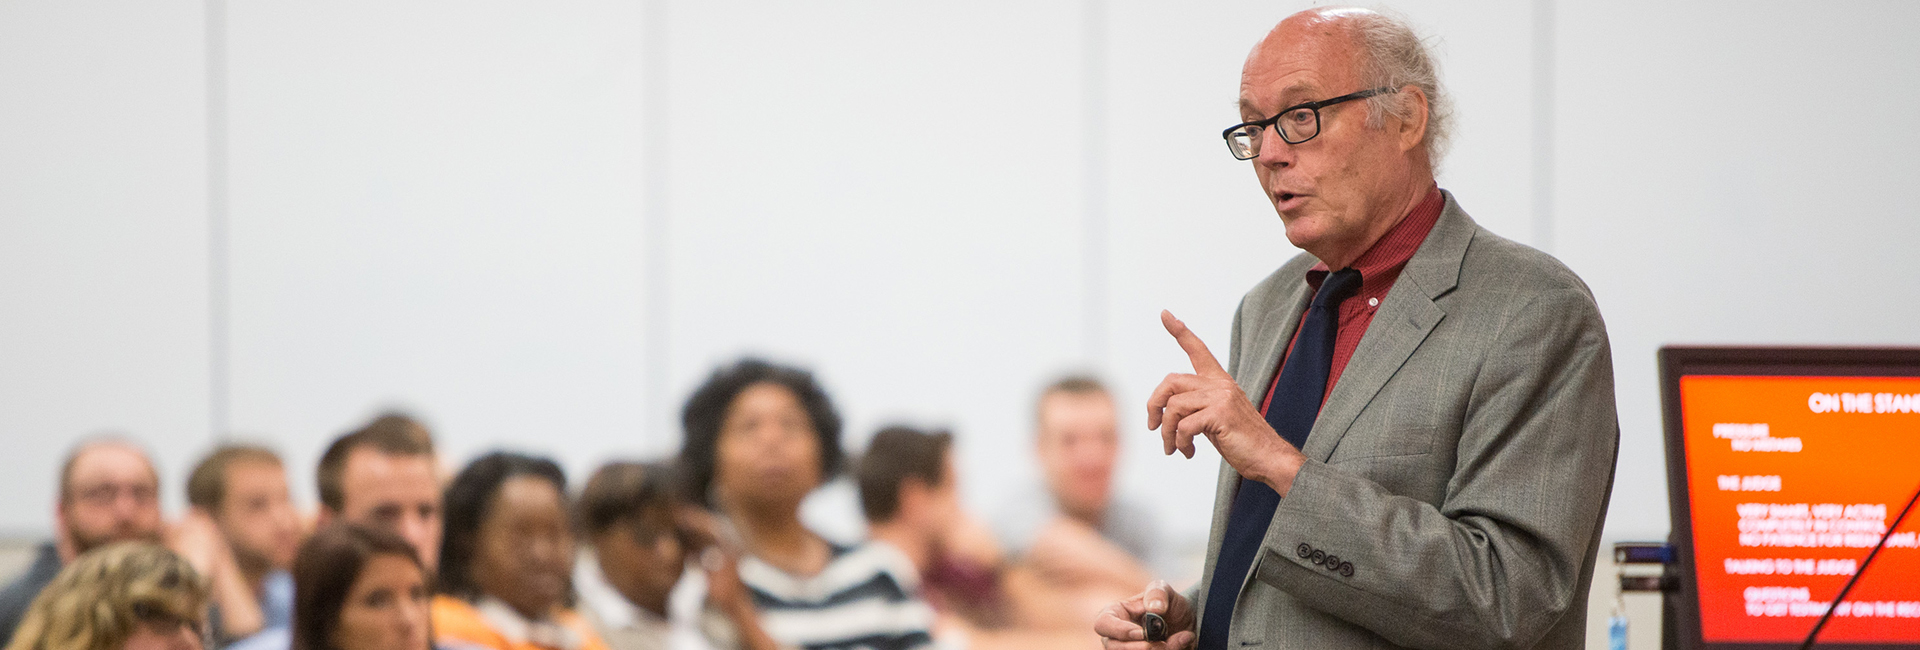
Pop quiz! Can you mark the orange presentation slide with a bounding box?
[1681,375,1920,643]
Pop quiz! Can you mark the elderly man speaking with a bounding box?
[1094,7,1618,650]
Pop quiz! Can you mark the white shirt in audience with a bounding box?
[573,549,733,650]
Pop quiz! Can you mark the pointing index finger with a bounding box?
[1161,310,1230,379]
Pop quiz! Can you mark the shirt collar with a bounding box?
[1307,185,1444,294]
[474,597,584,650]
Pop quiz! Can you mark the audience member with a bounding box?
[857,427,1094,650]
[993,377,1158,594]
[289,525,431,650]
[856,428,993,620]
[316,414,444,569]
[572,462,778,650]
[181,445,302,646]
[432,453,607,650]
[0,440,166,642]
[4,542,208,650]
[679,359,935,650]
[226,415,442,650]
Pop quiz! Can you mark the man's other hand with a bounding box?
[1093,580,1195,649]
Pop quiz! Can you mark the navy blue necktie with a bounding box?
[1197,268,1361,650]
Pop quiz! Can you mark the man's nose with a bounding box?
[399,516,432,548]
[1256,127,1295,167]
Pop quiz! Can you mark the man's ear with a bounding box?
[1397,85,1430,153]
[53,502,77,562]
[314,506,336,528]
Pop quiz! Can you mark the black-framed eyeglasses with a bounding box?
[1222,87,1394,160]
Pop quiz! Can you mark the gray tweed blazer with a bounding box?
[1190,190,1620,650]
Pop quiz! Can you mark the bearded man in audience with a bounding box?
[0,438,166,641]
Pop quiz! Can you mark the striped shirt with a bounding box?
[739,542,935,650]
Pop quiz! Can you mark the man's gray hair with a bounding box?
[1342,8,1453,164]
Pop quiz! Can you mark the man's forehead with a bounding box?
[343,446,438,482]
[68,444,157,484]
[1241,14,1365,102]
[226,459,286,484]
[1040,392,1116,422]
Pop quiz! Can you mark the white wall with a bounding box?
[3,0,1918,575]
[221,1,653,511]
[0,0,212,531]
[1553,0,1920,539]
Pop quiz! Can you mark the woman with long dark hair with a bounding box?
[290,525,430,650]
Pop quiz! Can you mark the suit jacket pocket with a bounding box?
[1328,423,1435,460]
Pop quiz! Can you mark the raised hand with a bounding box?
[1145,311,1307,496]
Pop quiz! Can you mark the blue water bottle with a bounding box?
[1609,594,1629,650]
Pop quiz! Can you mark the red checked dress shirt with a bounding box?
[1259,186,1445,414]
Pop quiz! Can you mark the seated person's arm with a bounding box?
[169,510,266,641]
[1023,517,1151,593]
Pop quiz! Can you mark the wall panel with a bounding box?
[224,2,651,502]
[0,0,211,532]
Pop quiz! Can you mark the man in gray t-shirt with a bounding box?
[994,376,1166,593]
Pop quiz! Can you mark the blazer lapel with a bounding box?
[1235,284,1311,404]
[1299,193,1476,462]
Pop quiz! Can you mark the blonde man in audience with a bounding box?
[0,439,168,642]
[5,542,209,650]
[994,378,1161,601]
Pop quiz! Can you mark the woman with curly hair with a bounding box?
[6,542,209,650]
[679,359,934,650]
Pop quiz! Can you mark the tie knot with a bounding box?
[1312,268,1363,308]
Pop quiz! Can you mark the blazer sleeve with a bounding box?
[1253,285,1619,650]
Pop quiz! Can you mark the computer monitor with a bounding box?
[1661,347,1920,649]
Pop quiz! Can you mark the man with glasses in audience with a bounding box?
[0,438,166,641]
[1094,7,1617,650]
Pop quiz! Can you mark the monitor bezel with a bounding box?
[1659,346,1920,650]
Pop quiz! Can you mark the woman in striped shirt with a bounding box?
[679,359,938,650]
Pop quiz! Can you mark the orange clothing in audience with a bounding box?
[432,595,612,650]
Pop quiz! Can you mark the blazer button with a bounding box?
[1309,550,1326,565]
[1340,562,1355,578]
[1296,544,1313,559]
[1323,554,1340,569]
